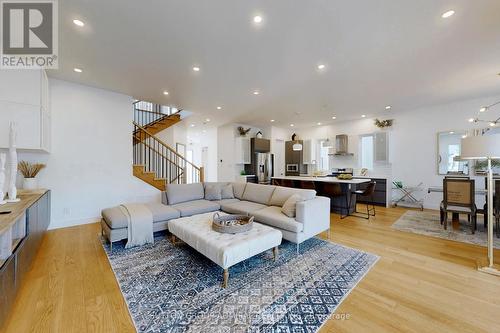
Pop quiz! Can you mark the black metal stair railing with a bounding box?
[133,100,181,128]
[133,122,203,184]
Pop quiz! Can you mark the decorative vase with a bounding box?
[0,153,6,204]
[23,178,38,190]
[7,122,20,202]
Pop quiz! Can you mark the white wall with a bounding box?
[289,94,500,209]
[13,79,160,229]
[216,123,268,181]
[188,126,218,182]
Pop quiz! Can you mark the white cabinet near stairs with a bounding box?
[0,69,50,152]
[235,137,251,164]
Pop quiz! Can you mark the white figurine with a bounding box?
[6,122,20,202]
[0,153,6,204]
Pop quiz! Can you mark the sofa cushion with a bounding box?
[220,200,267,215]
[253,206,304,233]
[215,198,240,205]
[221,184,235,199]
[204,184,222,201]
[171,199,220,217]
[102,203,180,229]
[269,186,316,207]
[241,183,276,205]
[165,183,205,205]
[281,194,304,218]
[231,182,246,199]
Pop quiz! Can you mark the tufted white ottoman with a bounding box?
[168,211,282,288]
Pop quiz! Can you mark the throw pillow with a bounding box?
[281,194,304,218]
[221,184,235,199]
[205,184,222,201]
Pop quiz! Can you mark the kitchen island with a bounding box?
[271,176,371,214]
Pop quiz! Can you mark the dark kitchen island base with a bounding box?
[272,177,366,214]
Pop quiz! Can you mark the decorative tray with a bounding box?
[212,212,254,234]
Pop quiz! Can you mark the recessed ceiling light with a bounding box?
[73,67,82,73]
[270,119,275,122]
[205,118,211,122]
[479,106,487,112]
[385,105,392,110]
[468,118,475,123]
[163,91,169,95]
[449,131,455,134]
[462,135,467,139]
[490,122,496,127]
[290,124,294,127]
[253,15,263,23]
[73,19,84,27]
[192,66,200,72]
[317,122,322,126]
[253,90,260,95]
[216,106,222,110]
[190,124,195,127]
[317,64,326,70]
[332,116,337,120]
[441,10,455,18]
[361,115,366,118]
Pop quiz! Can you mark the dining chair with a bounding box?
[440,178,477,233]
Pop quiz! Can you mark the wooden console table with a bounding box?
[0,190,50,328]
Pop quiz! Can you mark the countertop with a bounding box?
[352,175,390,180]
[272,176,371,185]
[0,191,47,235]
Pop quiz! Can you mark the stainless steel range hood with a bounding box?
[333,134,354,156]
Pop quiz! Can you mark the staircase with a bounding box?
[132,101,203,190]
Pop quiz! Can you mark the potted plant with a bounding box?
[18,161,45,190]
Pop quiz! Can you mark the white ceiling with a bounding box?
[49,0,500,129]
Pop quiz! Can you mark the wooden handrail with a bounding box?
[133,121,201,171]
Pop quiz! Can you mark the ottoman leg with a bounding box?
[223,269,229,288]
[273,247,279,261]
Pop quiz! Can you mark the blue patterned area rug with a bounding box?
[103,235,378,333]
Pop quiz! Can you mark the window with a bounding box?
[447,144,460,172]
[360,135,374,170]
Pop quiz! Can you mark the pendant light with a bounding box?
[292,142,303,151]
[291,133,303,151]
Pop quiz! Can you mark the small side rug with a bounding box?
[102,236,378,333]
[392,210,500,249]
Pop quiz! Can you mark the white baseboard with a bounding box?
[48,216,101,230]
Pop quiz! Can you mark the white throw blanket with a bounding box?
[119,203,154,249]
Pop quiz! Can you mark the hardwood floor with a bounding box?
[3,206,500,332]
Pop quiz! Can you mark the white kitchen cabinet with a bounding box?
[302,139,316,164]
[0,69,50,152]
[235,137,251,164]
[374,132,388,163]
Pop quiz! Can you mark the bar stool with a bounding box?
[322,183,349,217]
[352,181,377,219]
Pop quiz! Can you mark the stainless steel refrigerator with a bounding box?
[255,153,274,184]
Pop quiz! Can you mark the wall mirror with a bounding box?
[437,131,469,176]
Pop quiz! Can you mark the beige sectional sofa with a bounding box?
[101,182,330,250]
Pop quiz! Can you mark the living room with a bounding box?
[1,1,500,332]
